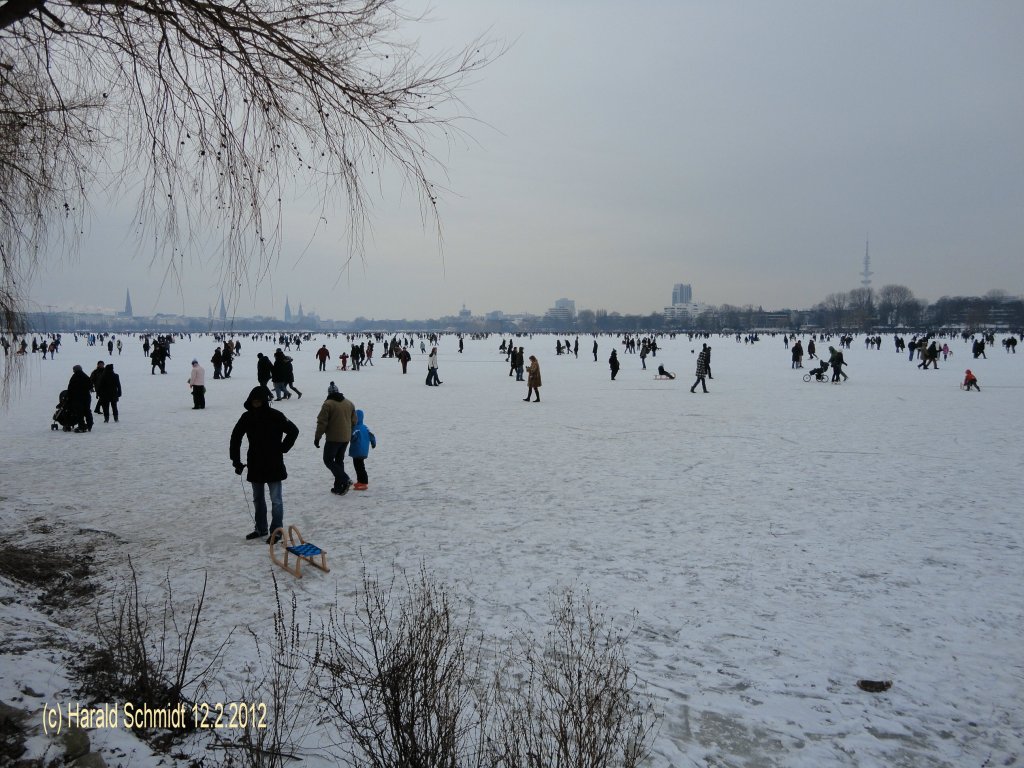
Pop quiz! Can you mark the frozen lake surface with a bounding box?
[2,332,1022,766]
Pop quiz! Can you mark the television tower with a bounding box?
[860,239,873,289]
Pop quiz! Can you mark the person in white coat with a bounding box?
[425,347,442,386]
[188,359,207,409]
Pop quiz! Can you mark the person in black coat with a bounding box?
[230,386,300,542]
[271,349,290,400]
[609,349,620,380]
[222,344,234,378]
[211,347,224,379]
[66,365,94,432]
[284,355,302,399]
[256,352,273,388]
[96,364,122,423]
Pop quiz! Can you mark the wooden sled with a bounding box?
[653,374,676,380]
[269,525,330,578]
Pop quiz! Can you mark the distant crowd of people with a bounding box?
[16,326,1016,541]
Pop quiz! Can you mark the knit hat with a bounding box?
[328,381,339,395]
[191,359,198,364]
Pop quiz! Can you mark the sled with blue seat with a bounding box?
[269,525,330,578]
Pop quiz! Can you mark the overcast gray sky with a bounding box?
[28,0,1024,321]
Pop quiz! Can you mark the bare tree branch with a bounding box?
[1,0,497,345]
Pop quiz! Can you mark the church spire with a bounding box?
[124,289,133,317]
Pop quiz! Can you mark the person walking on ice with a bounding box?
[828,346,848,383]
[349,409,377,490]
[425,347,442,386]
[314,382,356,495]
[230,386,300,543]
[690,345,710,393]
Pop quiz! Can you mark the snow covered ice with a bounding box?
[1,332,1022,766]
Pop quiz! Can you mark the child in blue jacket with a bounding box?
[349,409,377,490]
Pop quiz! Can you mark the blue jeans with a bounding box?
[252,481,283,535]
[323,441,350,491]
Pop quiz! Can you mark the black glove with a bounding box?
[233,462,245,475]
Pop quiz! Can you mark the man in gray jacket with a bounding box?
[314,381,356,495]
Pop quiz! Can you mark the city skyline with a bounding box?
[28,276,1021,328]
[23,1,1024,321]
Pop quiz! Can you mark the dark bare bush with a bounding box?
[487,588,659,768]
[315,563,491,768]
[79,557,227,746]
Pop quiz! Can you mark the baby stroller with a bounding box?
[51,390,77,431]
[803,360,830,382]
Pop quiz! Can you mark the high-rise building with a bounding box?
[672,283,692,305]
[545,298,576,325]
[554,298,576,315]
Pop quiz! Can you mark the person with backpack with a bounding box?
[349,409,377,490]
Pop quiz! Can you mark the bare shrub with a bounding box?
[315,563,491,768]
[224,573,324,767]
[79,556,226,746]
[487,588,659,768]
